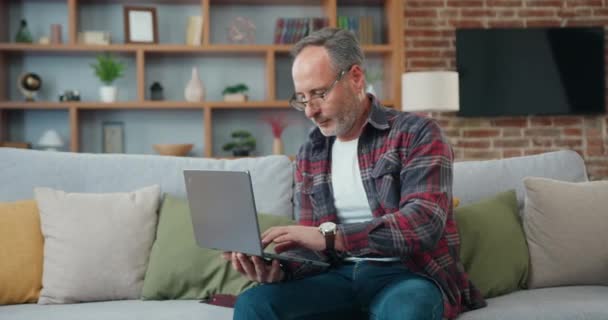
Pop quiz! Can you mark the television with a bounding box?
[456,27,605,117]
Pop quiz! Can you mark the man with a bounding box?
[222,28,486,320]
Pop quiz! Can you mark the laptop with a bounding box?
[183,170,329,268]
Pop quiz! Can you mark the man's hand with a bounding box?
[261,225,326,253]
[221,252,284,283]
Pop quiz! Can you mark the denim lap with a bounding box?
[234,261,443,320]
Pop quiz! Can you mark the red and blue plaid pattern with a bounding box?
[285,95,486,319]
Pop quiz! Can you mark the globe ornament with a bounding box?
[18,72,42,101]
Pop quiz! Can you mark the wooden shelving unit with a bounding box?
[0,0,403,157]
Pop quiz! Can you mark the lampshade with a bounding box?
[401,71,459,112]
[38,129,64,151]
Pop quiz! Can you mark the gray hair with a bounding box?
[291,28,364,73]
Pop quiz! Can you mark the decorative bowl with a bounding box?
[153,143,193,157]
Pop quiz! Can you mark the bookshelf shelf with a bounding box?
[0,0,403,157]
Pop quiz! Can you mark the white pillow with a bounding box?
[523,177,608,289]
[34,185,161,304]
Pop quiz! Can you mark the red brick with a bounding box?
[530,118,553,126]
[486,0,522,6]
[502,128,523,137]
[413,40,451,47]
[461,9,497,17]
[463,129,501,138]
[439,9,460,18]
[567,18,608,26]
[554,139,583,148]
[552,117,583,126]
[448,19,485,28]
[565,0,602,6]
[409,59,449,69]
[587,147,606,157]
[527,0,563,6]
[585,128,602,136]
[463,150,502,159]
[525,128,561,137]
[407,19,444,27]
[496,10,517,17]
[444,129,461,137]
[407,0,444,7]
[447,0,484,7]
[491,118,528,127]
[594,9,608,16]
[493,139,530,148]
[587,138,604,147]
[452,118,491,128]
[588,168,608,180]
[526,19,563,27]
[404,30,444,38]
[456,140,492,148]
[407,50,442,58]
[407,9,439,18]
[563,128,583,136]
[488,20,526,27]
[519,9,557,18]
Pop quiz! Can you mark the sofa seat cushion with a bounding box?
[0,300,233,320]
[457,286,608,320]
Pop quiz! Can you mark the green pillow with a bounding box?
[455,190,529,298]
[142,194,294,300]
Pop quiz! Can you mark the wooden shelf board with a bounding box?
[0,43,137,52]
[210,100,290,109]
[0,101,70,109]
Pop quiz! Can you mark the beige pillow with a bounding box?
[523,177,608,289]
[34,185,161,304]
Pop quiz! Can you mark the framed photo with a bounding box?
[124,6,158,44]
[102,121,124,153]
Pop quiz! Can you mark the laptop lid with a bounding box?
[183,170,264,257]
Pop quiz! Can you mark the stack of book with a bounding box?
[274,18,329,44]
[338,16,374,44]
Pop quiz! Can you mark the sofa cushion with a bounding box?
[142,194,294,300]
[0,200,43,305]
[458,286,608,320]
[34,185,161,304]
[455,190,528,298]
[523,177,608,289]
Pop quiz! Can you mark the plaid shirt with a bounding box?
[284,95,486,319]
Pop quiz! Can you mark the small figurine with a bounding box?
[150,82,164,101]
[18,73,42,101]
[15,19,33,43]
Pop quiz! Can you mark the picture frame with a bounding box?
[124,6,158,44]
[102,121,124,153]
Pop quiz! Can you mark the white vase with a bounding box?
[100,86,117,103]
[185,67,204,102]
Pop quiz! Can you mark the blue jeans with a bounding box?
[234,260,443,320]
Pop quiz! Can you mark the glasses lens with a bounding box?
[289,100,305,111]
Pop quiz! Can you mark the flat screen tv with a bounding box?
[456,27,605,117]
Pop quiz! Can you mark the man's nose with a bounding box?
[304,104,319,119]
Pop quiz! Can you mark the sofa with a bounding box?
[0,147,607,320]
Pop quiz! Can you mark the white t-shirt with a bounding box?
[331,138,399,262]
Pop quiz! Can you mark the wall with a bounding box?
[404,0,608,180]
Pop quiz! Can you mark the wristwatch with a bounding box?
[318,222,337,251]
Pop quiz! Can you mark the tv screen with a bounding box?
[456,27,605,117]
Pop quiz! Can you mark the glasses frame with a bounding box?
[289,69,347,111]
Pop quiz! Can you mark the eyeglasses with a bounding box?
[289,70,347,111]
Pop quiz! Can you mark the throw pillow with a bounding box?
[523,177,608,289]
[455,190,529,298]
[34,185,161,304]
[0,200,43,305]
[141,194,295,300]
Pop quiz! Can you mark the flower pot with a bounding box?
[223,93,248,102]
[272,137,283,155]
[100,86,117,103]
[232,149,250,157]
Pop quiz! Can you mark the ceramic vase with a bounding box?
[100,86,117,103]
[272,137,284,155]
[185,67,204,102]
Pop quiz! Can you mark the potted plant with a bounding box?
[222,130,256,156]
[91,53,125,103]
[222,83,249,102]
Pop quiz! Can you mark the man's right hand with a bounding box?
[221,252,285,283]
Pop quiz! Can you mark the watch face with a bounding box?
[319,222,336,233]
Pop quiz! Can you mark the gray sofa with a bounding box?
[1,148,606,320]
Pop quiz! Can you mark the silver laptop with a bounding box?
[183,170,329,268]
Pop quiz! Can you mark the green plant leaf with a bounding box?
[91,54,125,85]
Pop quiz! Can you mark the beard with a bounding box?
[314,89,362,137]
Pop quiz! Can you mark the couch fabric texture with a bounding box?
[0,148,604,320]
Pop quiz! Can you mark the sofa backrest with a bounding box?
[453,150,588,214]
[0,148,294,218]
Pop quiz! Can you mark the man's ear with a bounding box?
[348,65,366,93]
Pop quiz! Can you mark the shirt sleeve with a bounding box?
[337,118,454,257]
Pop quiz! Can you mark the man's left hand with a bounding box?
[261,226,325,253]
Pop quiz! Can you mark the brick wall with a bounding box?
[404,0,608,180]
